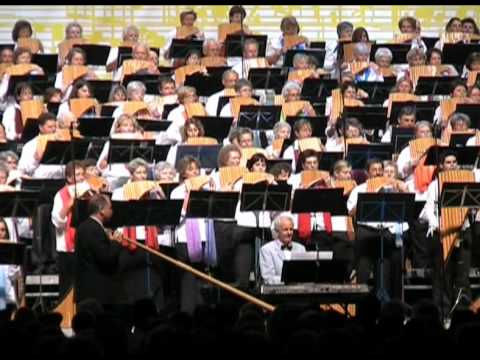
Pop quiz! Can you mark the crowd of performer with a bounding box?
[1,6,480,323]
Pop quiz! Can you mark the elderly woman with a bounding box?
[266,121,292,158]
[110,81,155,127]
[106,24,141,72]
[374,47,396,77]
[396,47,427,81]
[349,42,383,82]
[153,161,177,183]
[280,81,316,116]
[57,22,84,68]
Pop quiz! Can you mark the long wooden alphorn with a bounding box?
[122,237,275,313]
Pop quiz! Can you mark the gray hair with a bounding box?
[222,69,239,82]
[123,25,140,40]
[281,81,302,98]
[449,112,471,128]
[0,151,18,162]
[415,120,432,133]
[406,48,426,64]
[273,121,292,138]
[292,53,310,68]
[127,157,149,175]
[270,212,294,239]
[336,21,354,38]
[374,47,393,63]
[153,161,177,180]
[353,42,370,57]
[126,81,146,99]
[202,38,219,54]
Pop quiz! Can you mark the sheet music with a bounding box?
[290,251,333,261]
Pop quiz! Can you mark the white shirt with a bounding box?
[2,103,20,141]
[165,105,187,144]
[18,136,65,179]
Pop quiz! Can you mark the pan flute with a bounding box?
[287,68,315,83]
[185,136,218,145]
[394,33,416,44]
[366,176,393,192]
[333,179,357,195]
[441,128,475,146]
[440,32,466,45]
[386,93,418,119]
[121,59,151,77]
[438,169,475,262]
[0,63,12,77]
[58,38,86,64]
[242,171,274,185]
[410,65,438,89]
[176,25,200,39]
[330,88,343,121]
[282,100,310,117]
[201,56,227,67]
[123,180,157,200]
[467,70,479,88]
[409,137,438,161]
[175,64,207,87]
[218,23,243,42]
[62,65,88,88]
[17,37,42,53]
[439,98,463,124]
[298,137,323,152]
[243,58,269,76]
[476,130,480,145]
[219,166,248,188]
[343,42,372,63]
[301,170,330,188]
[185,175,210,191]
[348,61,370,75]
[283,35,308,50]
[35,129,79,158]
[123,101,149,116]
[86,176,108,192]
[240,147,268,167]
[20,100,44,124]
[230,97,259,119]
[184,102,207,119]
[271,138,284,155]
[5,63,37,76]
[70,98,98,118]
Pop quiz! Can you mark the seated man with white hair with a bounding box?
[259,212,306,285]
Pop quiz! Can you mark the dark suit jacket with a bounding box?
[74,217,125,305]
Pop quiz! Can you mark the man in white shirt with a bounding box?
[260,212,306,285]
[205,69,239,116]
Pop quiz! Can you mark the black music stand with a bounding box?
[136,119,171,133]
[162,103,179,120]
[186,191,239,219]
[7,75,52,97]
[157,182,179,199]
[192,116,233,143]
[443,44,480,73]
[39,139,90,165]
[238,105,281,131]
[122,74,160,94]
[74,44,111,66]
[78,117,114,138]
[240,182,292,281]
[391,127,415,154]
[21,179,64,204]
[357,79,396,105]
[248,68,286,94]
[281,259,350,284]
[116,46,132,68]
[284,49,325,68]
[169,39,204,59]
[20,118,40,143]
[343,106,388,140]
[108,138,156,164]
[415,76,459,96]
[389,101,438,124]
[184,73,224,97]
[424,145,480,167]
[346,143,393,169]
[0,241,26,266]
[0,191,39,218]
[301,78,338,102]
[175,144,222,169]
[31,54,58,76]
[266,158,292,173]
[450,132,476,147]
[455,104,480,129]
[225,34,267,57]
[46,102,60,116]
[285,116,328,141]
[357,192,415,303]
[217,95,235,117]
[318,152,344,172]
[87,80,117,103]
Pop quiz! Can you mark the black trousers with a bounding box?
[213,220,237,283]
[428,229,472,317]
[354,225,403,301]
[306,230,355,273]
[231,225,256,289]
[407,220,430,269]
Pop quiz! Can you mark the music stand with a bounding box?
[225,34,267,57]
[7,75,52,97]
[0,191,39,218]
[391,127,415,154]
[216,95,234,116]
[39,139,90,165]
[424,145,480,168]
[21,179,64,204]
[31,54,58,76]
[281,259,350,284]
[248,68,286,94]
[87,80,117,103]
[301,78,338,102]
[343,106,388,138]
[357,192,415,303]
[414,76,459,96]
[284,49,325,68]
[266,158,292,173]
[74,44,111,66]
[443,44,480,73]
[108,138,156,164]
[388,101,438,124]
[318,152,344,172]
[192,116,233,143]
[175,144,222,169]
[240,182,292,282]
[346,143,393,169]
[0,241,26,266]
[162,103,179,120]
[449,132,476,147]
[285,116,328,141]
[169,39,204,59]
[186,191,239,219]
[153,145,171,162]
[184,73,224,97]
[157,182,179,199]
[238,105,281,131]
[20,118,40,143]
[46,102,60,116]
[136,119,171,133]
[122,74,160,94]
[455,104,480,129]
[78,117,114,138]
[357,79,396,104]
